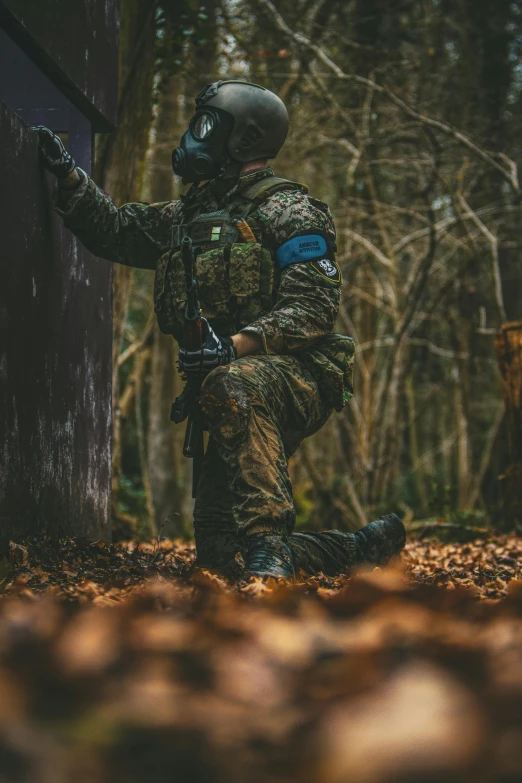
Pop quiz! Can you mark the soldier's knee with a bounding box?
[199,367,250,443]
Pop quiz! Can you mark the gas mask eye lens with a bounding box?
[192,113,215,140]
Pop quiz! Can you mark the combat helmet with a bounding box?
[196,80,289,162]
[172,80,289,183]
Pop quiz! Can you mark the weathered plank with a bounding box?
[0,101,112,548]
[0,0,118,130]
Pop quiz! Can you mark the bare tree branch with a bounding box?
[344,228,395,270]
[258,0,520,195]
[467,401,505,509]
[117,316,156,367]
[457,194,507,322]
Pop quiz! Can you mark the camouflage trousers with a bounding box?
[193,354,358,577]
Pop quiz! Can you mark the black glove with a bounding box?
[178,319,237,376]
[32,126,76,179]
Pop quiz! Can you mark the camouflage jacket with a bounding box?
[56,167,354,410]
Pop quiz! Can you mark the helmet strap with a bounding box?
[221,156,242,180]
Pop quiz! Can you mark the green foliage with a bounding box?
[427,474,459,520]
[118,475,147,516]
[155,1,217,92]
[115,475,150,540]
[293,482,315,529]
[447,508,487,528]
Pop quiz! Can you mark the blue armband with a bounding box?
[276,233,329,269]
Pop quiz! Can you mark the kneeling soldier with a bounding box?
[34,80,405,580]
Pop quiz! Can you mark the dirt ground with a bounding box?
[0,534,521,783]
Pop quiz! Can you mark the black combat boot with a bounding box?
[353,513,406,566]
[243,534,295,580]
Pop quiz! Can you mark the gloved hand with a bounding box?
[32,126,76,179]
[178,318,237,376]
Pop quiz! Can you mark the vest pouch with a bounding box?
[153,249,186,337]
[188,211,234,247]
[229,242,276,329]
[229,242,275,301]
[298,334,355,412]
[154,252,169,309]
[195,246,230,305]
[154,249,186,309]
[229,242,261,302]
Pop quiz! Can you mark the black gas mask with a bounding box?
[172,106,236,184]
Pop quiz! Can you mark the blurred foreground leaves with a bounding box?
[0,535,521,782]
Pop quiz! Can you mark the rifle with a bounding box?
[170,235,205,498]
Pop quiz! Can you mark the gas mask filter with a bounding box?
[172,106,235,184]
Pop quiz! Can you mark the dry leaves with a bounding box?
[403,535,522,599]
[0,533,521,782]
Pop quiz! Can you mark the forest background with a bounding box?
[96,0,522,540]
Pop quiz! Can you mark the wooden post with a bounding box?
[495,322,522,526]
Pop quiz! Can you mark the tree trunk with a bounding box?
[94,0,157,516]
[148,329,187,536]
[454,362,471,508]
[143,70,189,537]
[495,322,522,526]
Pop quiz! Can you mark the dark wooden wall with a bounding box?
[0,102,112,547]
[0,0,118,130]
[0,30,95,171]
[0,0,117,548]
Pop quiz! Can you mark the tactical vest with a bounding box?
[153,175,308,342]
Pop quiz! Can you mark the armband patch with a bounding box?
[309,257,342,284]
[276,233,328,269]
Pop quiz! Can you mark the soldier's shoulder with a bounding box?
[121,199,180,217]
[148,199,182,217]
[257,186,312,214]
[126,199,181,230]
[114,200,180,244]
[256,187,335,244]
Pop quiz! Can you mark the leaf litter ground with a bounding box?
[0,534,521,782]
